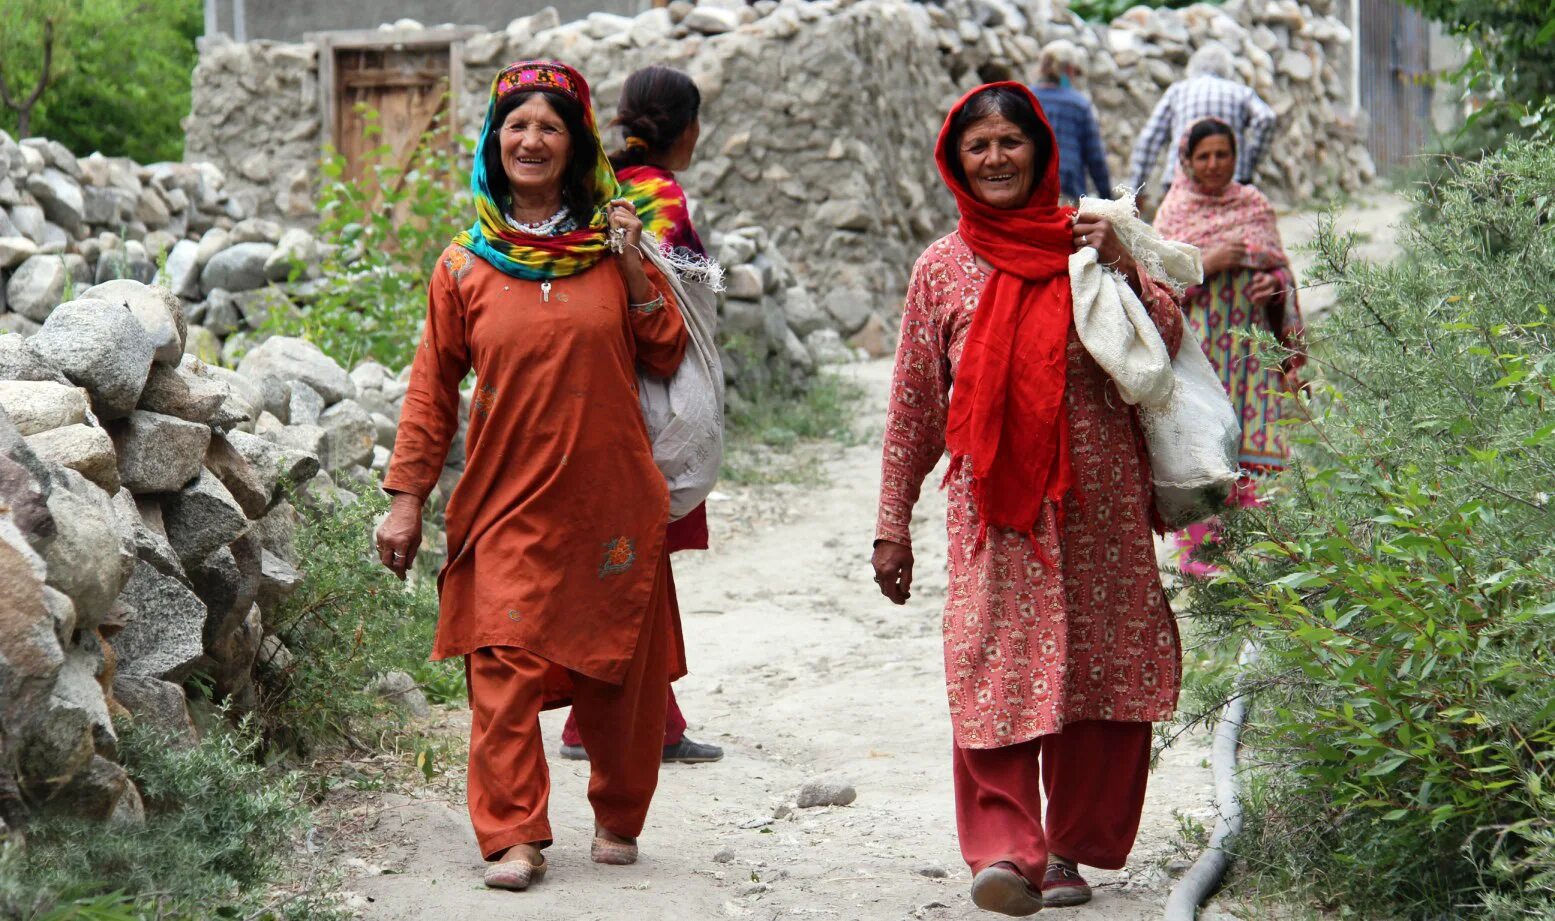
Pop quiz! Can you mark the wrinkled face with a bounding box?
[958,113,1038,210]
[1189,134,1235,192]
[498,94,571,200]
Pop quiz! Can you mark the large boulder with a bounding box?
[29,298,155,420]
[0,381,88,436]
[113,560,207,681]
[236,336,355,405]
[226,429,318,497]
[199,242,277,294]
[111,674,197,746]
[137,364,226,425]
[163,238,202,301]
[42,467,133,631]
[110,411,210,495]
[0,335,70,384]
[162,469,247,565]
[318,399,375,472]
[26,424,119,494]
[204,434,269,518]
[5,254,68,322]
[25,168,85,236]
[0,236,38,270]
[80,280,187,365]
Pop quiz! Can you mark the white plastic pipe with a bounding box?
[1163,642,1257,921]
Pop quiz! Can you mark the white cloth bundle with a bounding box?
[1070,194,1243,529]
[635,234,726,521]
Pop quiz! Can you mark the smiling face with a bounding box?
[957,113,1038,210]
[498,94,572,202]
[1188,133,1236,193]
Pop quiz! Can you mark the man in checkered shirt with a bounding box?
[1127,43,1277,211]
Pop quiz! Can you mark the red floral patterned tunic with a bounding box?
[876,232,1186,749]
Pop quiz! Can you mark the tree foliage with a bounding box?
[1182,140,1555,918]
[1405,0,1555,138]
[0,0,201,162]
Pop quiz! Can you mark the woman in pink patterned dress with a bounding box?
[872,83,1185,916]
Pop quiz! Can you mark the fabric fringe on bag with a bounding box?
[655,242,726,293]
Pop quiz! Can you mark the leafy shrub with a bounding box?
[1182,140,1555,917]
[1069,0,1212,24]
[268,107,471,371]
[257,482,457,755]
[0,720,338,921]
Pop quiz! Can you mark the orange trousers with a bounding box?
[464,556,675,861]
[953,720,1153,883]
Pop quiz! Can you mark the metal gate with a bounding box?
[1356,0,1434,174]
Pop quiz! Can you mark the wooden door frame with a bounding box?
[309,26,481,155]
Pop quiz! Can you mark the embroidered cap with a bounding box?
[495,60,582,105]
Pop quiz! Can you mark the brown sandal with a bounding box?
[971,862,1043,916]
[1041,859,1092,907]
[590,835,639,865]
[483,854,546,891]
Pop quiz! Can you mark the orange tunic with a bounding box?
[385,245,688,685]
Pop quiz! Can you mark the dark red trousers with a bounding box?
[561,686,687,747]
[953,720,1153,884]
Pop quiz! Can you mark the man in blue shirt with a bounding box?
[1030,40,1113,205]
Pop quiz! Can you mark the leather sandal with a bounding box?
[483,854,546,891]
[970,862,1043,916]
[590,835,639,865]
[1041,858,1092,907]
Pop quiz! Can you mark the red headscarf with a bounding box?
[938,82,1078,547]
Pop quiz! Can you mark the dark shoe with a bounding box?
[970,862,1043,916]
[1041,860,1092,908]
[662,737,723,763]
[558,743,589,761]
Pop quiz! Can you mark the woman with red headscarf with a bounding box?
[872,84,1185,915]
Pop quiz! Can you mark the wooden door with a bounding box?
[334,45,453,205]
[1357,0,1433,175]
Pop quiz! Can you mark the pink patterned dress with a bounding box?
[876,232,1185,749]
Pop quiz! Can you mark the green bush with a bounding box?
[1069,0,1213,24]
[267,108,471,371]
[0,0,201,162]
[257,482,457,755]
[0,720,340,921]
[1181,140,1555,917]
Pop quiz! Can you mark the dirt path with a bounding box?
[327,359,1217,921]
[1277,189,1411,321]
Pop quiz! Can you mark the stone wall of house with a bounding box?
[185,0,1373,345]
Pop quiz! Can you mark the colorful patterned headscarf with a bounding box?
[453,60,622,280]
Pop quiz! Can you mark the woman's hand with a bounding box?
[1072,213,1137,277]
[607,198,657,303]
[1202,241,1248,276]
[872,540,915,605]
[607,198,645,252]
[375,493,424,581]
[1245,270,1281,306]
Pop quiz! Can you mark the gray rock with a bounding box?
[43,467,131,630]
[163,238,201,300]
[229,218,282,244]
[206,602,262,707]
[26,424,119,494]
[712,847,736,863]
[781,285,829,337]
[0,334,69,384]
[162,469,247,565]
[0,314,42,337]
[0,235,38,269]
[0,381,88,435]
[200,242,277,294]
[30,298,155,419]
[916,865,950,879]
[252,499,299,565]
[114,559,207,681]
[193,227,231,269]
[111,411,210,494]
[80,280,186,365]
[8,204,47,244]
[370,670,432,718]
[237,336,354,404]
[204,433,269,518]
[204,290,246,336]
[820,286,872,336]
[288,380,325,425]
[805,329,853,365]
[795,778,856,808]
[193,360,261,428]
[256,633,294,675]
[815,199,872,231]
[257,549,300,609]
[683,5,739,33]
[725,264,765,300]
[6,254,68,322]
[128,493,184,582]
[265,227,316,279]
[182,325,221,365]
[111,674,197,746]
[188,536,259,647]
[26,168,86,236]
[318,399,375,472]
[52,644,117,754]
[137,364,226,424]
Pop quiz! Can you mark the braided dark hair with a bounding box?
[609,66,702,170]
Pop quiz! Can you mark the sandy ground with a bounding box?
[324,358,1218,921]
[321,192,1411,920]
[1276,188,1412,321]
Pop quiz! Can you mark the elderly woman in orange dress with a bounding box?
[375,60,687,893]
[873,83,1184,915]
